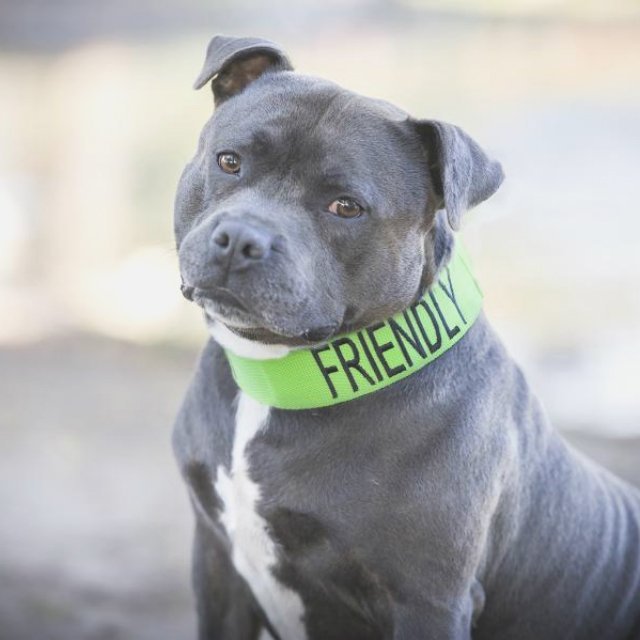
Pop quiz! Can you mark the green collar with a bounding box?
[223,243,482,410]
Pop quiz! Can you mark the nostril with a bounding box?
[214,231,230,248]
[241,242,265,260]
[211,221,273,266]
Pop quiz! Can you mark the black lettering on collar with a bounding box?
[366,322,406,379]
[429,290,460,340]
[357,331,383,382]
[311,345,340,399]
[438,266,467,325]
[388,311,427,367]
[332,337,376,393]
[411,299,442,354]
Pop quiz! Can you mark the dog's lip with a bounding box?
[193,286,248,311]
[189,285,345,345]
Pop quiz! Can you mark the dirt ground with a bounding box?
[1,333,639,640]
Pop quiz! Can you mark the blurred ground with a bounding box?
[1,333,639,640]
[0,334,197,640]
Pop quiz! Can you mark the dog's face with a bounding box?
[175,36,503,345]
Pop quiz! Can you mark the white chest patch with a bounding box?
[215,392,307,640]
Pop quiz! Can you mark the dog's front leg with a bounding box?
[391,590,478,640]
[392,607,472,640]
[192,518,267,640]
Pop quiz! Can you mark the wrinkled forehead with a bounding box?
[205,73,415,174]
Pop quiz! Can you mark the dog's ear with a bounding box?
[415,120,504,230]
[193,35,293,105]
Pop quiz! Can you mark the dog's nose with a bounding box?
[211,220,274,271]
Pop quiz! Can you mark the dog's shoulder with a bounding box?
[172,339,237,473]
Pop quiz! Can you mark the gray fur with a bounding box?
[416,121,504,230]
[173,35,640,639]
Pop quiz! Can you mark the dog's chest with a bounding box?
[215,392,307,640]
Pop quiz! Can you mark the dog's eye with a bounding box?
[328,197,363,219]
[217,152,241,174]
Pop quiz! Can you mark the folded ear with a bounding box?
[415,120,504,230]
[193,35,293,105]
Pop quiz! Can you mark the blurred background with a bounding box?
[1,0,639,638]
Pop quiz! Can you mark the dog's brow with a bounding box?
[249,129,276,152]
[321,171,349,184]
[311,92,351,131]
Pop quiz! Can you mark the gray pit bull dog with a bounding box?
[172,35,640,639]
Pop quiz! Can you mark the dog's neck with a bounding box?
[419,210,455,299]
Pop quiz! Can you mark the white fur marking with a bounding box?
[215,393,307,640]
[206,317,291,360]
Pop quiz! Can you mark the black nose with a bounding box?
[211,220,274,272]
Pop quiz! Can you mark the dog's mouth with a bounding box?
[181,283,343,345]
[230,323,340,345]
[189,285,256,327]
[192,286,247,310]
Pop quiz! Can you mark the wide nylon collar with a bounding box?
[223,243,483,410]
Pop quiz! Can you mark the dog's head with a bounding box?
[175,35,503,346]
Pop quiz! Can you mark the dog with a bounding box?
[172,35,640,640]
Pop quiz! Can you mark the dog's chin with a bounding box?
[200,296,259,331]
[196,291,342,347]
